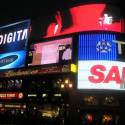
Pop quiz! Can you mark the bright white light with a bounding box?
[28,94,37,97]
[78,60,125,90]
[69,83,73,88]
[65,79,69,84]
[61,84,65,88]
[42,93,47,98]
[99,13,113,27]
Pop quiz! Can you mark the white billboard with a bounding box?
[78,60,125,90]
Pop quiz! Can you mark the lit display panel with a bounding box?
[28,37,72,66]
[78,33,125,90]
[40,4,123,38]
[0,20,30,70]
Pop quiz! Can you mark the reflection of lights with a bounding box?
[102,115,113,123]
[54,93,62,97]
[42,93,47,98]
[64,79,69,84]
[18,93,23,99]
[61,79,73,89]
[103,96,116,105]
[28,94,37,97]
[87,114,93,122]
[41,110,59,118]
[34,106,36,110]
[61,84,65,89]
[81,114,93,123]
[21,110,24,114]
[0,104,2,107]
[23,104,26,109]
[69,83,73,88]
[11,110,15,115]
[84,96,98,105]
[1,108,5,111]
[5,104,21,108]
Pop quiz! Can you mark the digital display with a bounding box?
[28,37,72,66]
[31,4,123,38]
[0,20,30,70]
[78,33,125,90]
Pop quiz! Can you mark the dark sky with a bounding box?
[0,0,122,27]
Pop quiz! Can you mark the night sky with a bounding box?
[0,0,122,26]
[0,0,123,42]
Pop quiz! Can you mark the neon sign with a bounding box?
[0,92,23,99]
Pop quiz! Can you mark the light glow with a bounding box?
[30,37,72,66]
[78,60,125,90]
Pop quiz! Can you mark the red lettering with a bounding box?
[88,65,106,83]
[104,66,121,84]
[121,67,125,84]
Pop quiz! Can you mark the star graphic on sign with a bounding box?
[96,39,111,53]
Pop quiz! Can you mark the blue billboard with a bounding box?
[78,32,125,90]
[0,20,30,70]
[78,33,125,61]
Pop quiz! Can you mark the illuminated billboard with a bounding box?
[28,37,72,66]
[0,20,30,70]
[35,3,122,38]
[78,33,125,90]
[0,92,23,99]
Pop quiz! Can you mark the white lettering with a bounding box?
[3,34,7,44]
[7,33,13,43]
[0,35,3,45]
[13,32,16,42]
[0,29,28,46]
[22,29,28,40]
[113,40,125,54]
[17,30,22,41]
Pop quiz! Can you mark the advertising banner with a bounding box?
[78,33,125,90]
[28,37,72,66]
[0,20,30,70]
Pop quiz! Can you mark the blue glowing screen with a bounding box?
[78,33,125,61]
[0,20,30,70]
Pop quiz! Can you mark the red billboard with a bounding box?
[42,4,123,38]
[0,92,23,99]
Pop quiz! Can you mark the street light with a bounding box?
[61,84,65,89]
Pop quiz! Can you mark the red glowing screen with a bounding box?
[43,4,123,38]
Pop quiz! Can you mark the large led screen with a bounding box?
[28,37,72,66]
[0,20,30,70]
[78,33,125,90]
[31,3,123,39]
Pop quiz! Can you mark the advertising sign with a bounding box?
[41,4,122,38]
[28,37,72,66]
[0,20,30,70]
[0,92,23,99]
[78,33,125,90]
